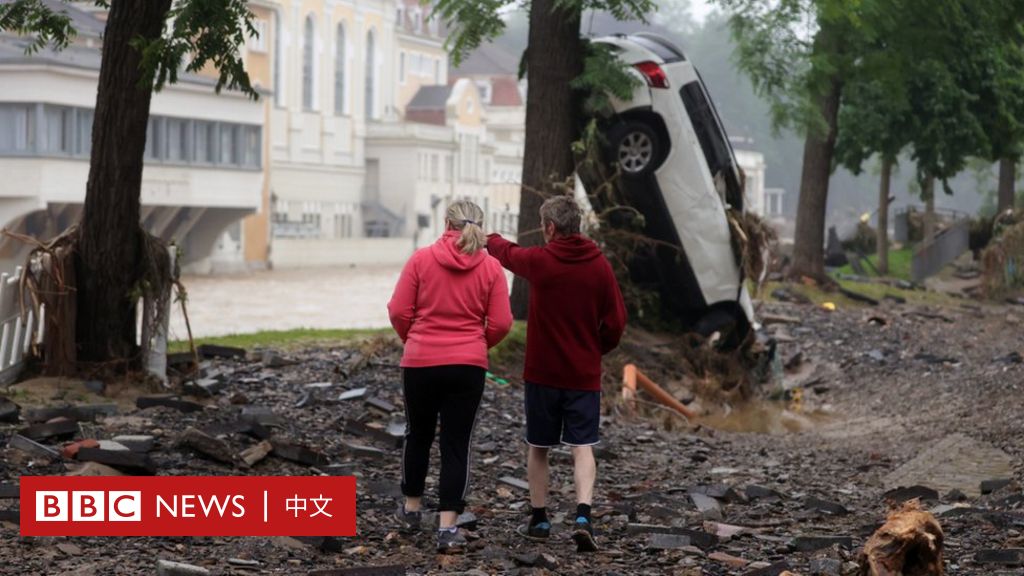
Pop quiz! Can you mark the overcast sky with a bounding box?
[690,0,714,23]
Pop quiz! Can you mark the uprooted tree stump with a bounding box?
[860,500,944,576]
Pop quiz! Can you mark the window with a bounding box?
[42,105,72,154]
[302,15,315,111]
[431,154,439,182]
[399,52,406,83]
[76,109,93,156]
[250,19,268,52]
[434,59,440,84]
[0,104,34,153]
[334,23,346,115]
[365,30,376,119]
[144,117,162,161]
[273,13,283,107]
[165,118,188,162]
[194,121,216,163]
[220,124,237,165]
[242,126,261,167]
[680,79,742,209]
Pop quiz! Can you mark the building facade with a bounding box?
[0,9,265,274]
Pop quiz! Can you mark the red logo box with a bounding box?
[20,476,357,536]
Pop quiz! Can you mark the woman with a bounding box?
[387,200,513,553]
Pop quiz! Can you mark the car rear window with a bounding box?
[631,35,686,63]
[680,80,743,209]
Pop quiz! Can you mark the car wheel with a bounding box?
[693,306,748,350]
[607,121,661,178]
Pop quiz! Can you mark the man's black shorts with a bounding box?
[524,382,600,447]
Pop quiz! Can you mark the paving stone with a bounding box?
[498,476,529,491]
[805,496,849,515]
[308,567,406,576]
[18,419,79,441]
[791,535,854,552]
[338,387,368,401]
[742,561,793,576]
[690,492,723,519]
[626,524,718,550]
[975,549,1024,566]
[341,440,386,459]
[136,395,204,414]
[981,478,1014,495]
[0,483,18,499]
[96,440,130,452]
[745,485,784,502]
[8,434,59,460]
[365,396,397,414]
[709,551,748,568]
[177,427,240,467]
[271,440,328,467]
[66,462,124,476]
[156,559,210,576]
[809,557,843,576]
[24,404,118,423]
[883,485,939,503]
[196,344,246,359]
[76,447,157,475]
[111,435,155,453]
[647,533,691,550]
[239,405,284,427]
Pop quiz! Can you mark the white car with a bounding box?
[583,32,756,343]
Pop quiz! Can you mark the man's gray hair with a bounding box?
[539,195,581,236]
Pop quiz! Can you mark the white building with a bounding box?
[0,13,264,274]
[732,142,784,222]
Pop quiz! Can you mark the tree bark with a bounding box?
[998,156,1016,213]
[922,175,936,244]
[877,157,892,275]
[789,76,842,281]
[76,0,172,364]
[510,0,584,319]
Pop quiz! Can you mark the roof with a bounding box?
[452,41,520,77]
[44,0,107,38]
[406,85,454,111]
[489,76,522,107]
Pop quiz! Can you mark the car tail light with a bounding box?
[634,61,669,89]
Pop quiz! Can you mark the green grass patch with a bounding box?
[169,327,391,353]
[488,320,526,370]
[759,278,961,309]
[835,247,914,281]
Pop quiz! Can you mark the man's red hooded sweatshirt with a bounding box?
[487,233,627,392]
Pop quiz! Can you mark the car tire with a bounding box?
[606,121,662,178]
[693,306,748,350]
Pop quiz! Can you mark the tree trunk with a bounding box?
[789,76,842,281]
[76,0,172,365]
[922,175,936,244]
[509,0,584,319]
[877,157,892,275]
[998,156,1016,213]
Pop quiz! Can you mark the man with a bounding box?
[487,195,627,552]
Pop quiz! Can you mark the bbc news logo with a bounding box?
[36,491,141,522]
[21,476,356,536]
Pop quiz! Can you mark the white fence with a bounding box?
[0,267,40,385]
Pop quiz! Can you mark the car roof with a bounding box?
[591,33,687,65]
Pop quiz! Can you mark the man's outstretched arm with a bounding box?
[486,233,537,280]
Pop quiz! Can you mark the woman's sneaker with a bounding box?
[394,501,421,532]
[571,517,598,552]
[516,520,551,541]
[436,527,467,554]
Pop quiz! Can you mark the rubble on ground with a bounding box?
[0,295,1021,574]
